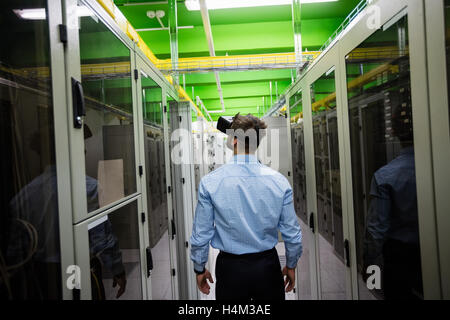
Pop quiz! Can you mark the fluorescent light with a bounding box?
[185,0,338,10]
[13,8,46,20]
[13,6,94,20]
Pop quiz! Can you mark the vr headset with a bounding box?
[217,115,262,145]
[217,116,234,134]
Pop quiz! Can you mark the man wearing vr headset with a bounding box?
[190,113,302,300]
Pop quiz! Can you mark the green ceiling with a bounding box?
[114,0,361,121]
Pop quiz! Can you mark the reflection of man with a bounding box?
[84,124,127,299]
[364,106,422,300]
[8,124,126,299]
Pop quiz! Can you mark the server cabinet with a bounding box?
[170,100,198,300]
[424,0,450,299]
[135,49,178,300]
[338,0,439,299]
[302,39,351,299]
[287,85,317,300]
[0,0,75,300]
[63,0,149,299]
[291,123,308,223]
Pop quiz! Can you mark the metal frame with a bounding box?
[424,0,450,299]
[47,0,76,300]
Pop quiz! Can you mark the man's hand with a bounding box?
[196,269,214,295]
[113,272,127,299]
[282,266,296,292]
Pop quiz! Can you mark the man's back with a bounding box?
[198,154,293,254]
[190,113,302,300]
[190,154,302,274]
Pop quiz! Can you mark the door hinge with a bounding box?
[58,24,67,44]
[344,239,350,267]
[172,268,176,276]
[168,185,171,193]
[164,105,167,113]
[134,69,139,80]
[171,219,176,240]
[179,116,182,122]
[185,241,189,248]
[146,247,153,277]
[309,212,315,233]
[288,171,291,177]
[141,212,146,223]
[181,178,185,184]
[139,165,143,176]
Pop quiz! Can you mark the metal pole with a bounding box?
[168,0,179,87]
[292,0,302,70]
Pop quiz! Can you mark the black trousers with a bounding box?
[383,239,423,300]
[215,247,285,301]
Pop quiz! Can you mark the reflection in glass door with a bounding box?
[290,89,312,299]
[141,73,173,299]
[78,3,137,214]
[88,201,142,300]
[75,1,144,300]
[0,0,63,299]
[310,68,347,299]
[346,15,423,300]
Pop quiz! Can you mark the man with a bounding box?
[190,113,303,300]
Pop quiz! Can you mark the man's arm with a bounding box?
[364,176,391,270]
[278,186,302,292]
[190,180,215,273]
[278,187,303,269]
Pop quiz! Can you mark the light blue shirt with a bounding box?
[190,154,303,271]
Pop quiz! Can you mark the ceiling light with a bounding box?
[13,6,94,20]
[185,0,338,11]
[13,8,46,20]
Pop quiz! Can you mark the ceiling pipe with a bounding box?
[196,96,213,122]
[135,25,193,31]
[199,0,225,113]
[168,0,179,86]
[292,0,302,74]
[122,1,168,6]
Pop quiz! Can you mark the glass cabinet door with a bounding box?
[87,200,143,300]
[71,1,146,300]
[290,89,313,299]
[310,68,348,299]
[345,15,423,300]
[78,2,137,214]
[0,0,63,299]
[140,72,173,299]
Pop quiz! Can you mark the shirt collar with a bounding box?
[229,154,259,164]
